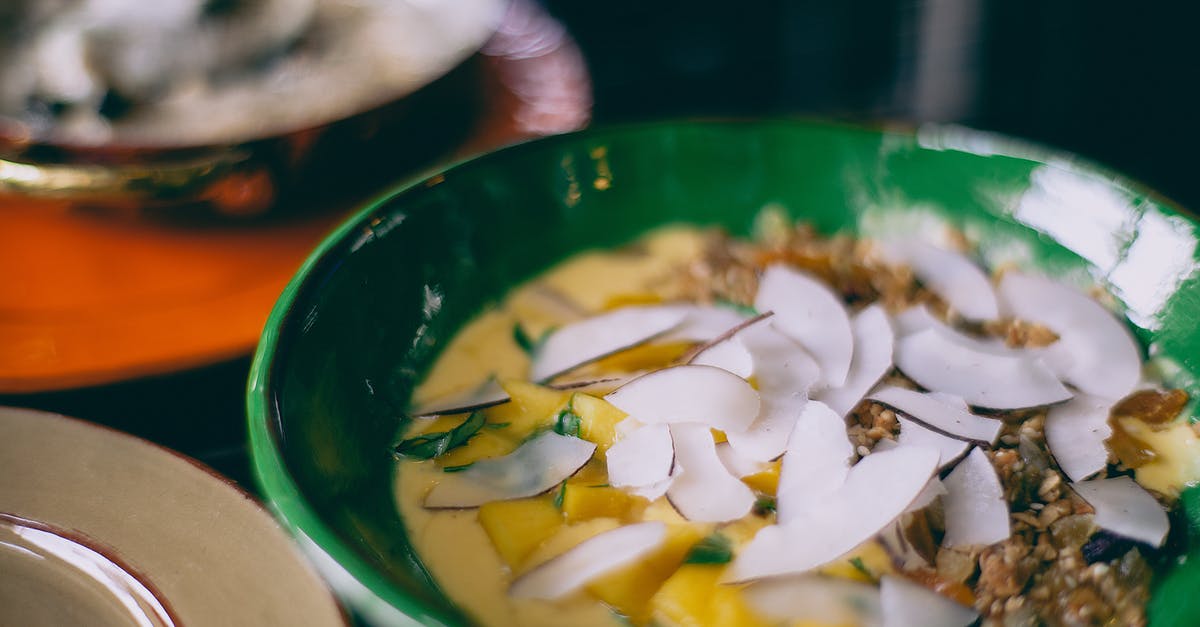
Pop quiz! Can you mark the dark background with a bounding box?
[5,0,1199,491]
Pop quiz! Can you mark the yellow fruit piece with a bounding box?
[742,460,781,495]
[520,518,622,574]
[587,524,707,624]
[720,514,771,546]
[641,498,694,526]
[604,292,665,309]
[436,429,517,467]
[820,540,895,583]
[562,485,647,524]
[571,393,627,455]
[569,459,609,486]
[650,564,770,627]
[594,341,695,373]
[485,381,573,437]
[711,429,728,444]
[478,497,564,568]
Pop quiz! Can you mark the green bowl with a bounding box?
[247,120,1200,626]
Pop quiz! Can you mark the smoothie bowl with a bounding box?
[248,120,1200,626]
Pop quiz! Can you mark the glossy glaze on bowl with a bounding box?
[249,120,1200,626]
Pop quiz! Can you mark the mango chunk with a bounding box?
[587,524,707,624]
[720,514,771,546]
[562,485,649,524]
[711,429,728,444]
[741,460,781,495]
[478,497,564,568]
[568,458,610,486]
[520,518,623,574]
[436,429,518,467]
[484,381,573,437]
[650,564,770,627]
[820,540,895,583]
[571,393,627,454]
[594,341,695,373]
[603,292,665,309]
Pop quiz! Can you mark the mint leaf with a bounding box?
[684,533,733,565]
[393,411,486,460]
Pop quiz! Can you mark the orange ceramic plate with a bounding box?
[0,0,590,394]
[0,203,346,392]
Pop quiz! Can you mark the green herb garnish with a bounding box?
[553,397,582,437]
[753,496,777,515]
[849,557,872,579]
[684,533,734,565]
[442,463,474,473]
[393,411,485,460]
[513,323,537,355]
[553,482,568,509]
[715,298,759,317]
[485,422,511,430]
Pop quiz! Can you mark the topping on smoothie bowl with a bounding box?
[393,214,1193,627]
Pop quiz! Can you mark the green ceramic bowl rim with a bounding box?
[246,117,1193,622]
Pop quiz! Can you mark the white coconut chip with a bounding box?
[880,575,979,627]
[892,304,1011,354]
[604,365,761,433]
[424,432,596,508]
[606,423,675,491]
[896,415,971,470]
[776,401,854,524]
[409,378,510,418]
[659,304,750,343]
[1070,476,1170,547]
[725,321,822,462]
[716,442,768,478]
[895,329,1073,410]
[754,264,855,388]
[727,446,939,582]
[878,240,999,321]
[817,304,895,417]
[744,576,882,626]
[509,521,667,599]
[998,271,1142,400]
[908,477,948,512]
[1045,394,1114,482]
[530,305,688,381]
[690,336,756,379]
[870,385,1002,446]
[941,448,1010,548]
[666,423,756,523]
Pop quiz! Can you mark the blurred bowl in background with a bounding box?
[0,0,507,216]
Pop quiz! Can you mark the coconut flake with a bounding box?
[895,329,1073,409]
[509,521,667,599]
[409,379,510,418]
[607,424,674,491]
[660,304,750,342]
[425,432,596,508]
[880,575,979,627]
[817,305,895,417]
[716,442,768,478]
[1045,395,1114,482]
[690,336,756,379]
[776,401,854,524]
[604,365,761,433]
[726,321,822,462]
[1070,476,1169,547]
[745,576,882,626]
[941,448,1009,548]
[892,304,1010,354]
[998,272,1142,400]
[728,446,939,581]
[531,306,687,381]
[907,477,948,512]
[666,423,756,522]
[896,416,971,469]
[878,240,999,321]
[754,264,854,388]
[870,385,1002,445]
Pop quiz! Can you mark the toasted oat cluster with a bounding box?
[676,223,1182,626]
